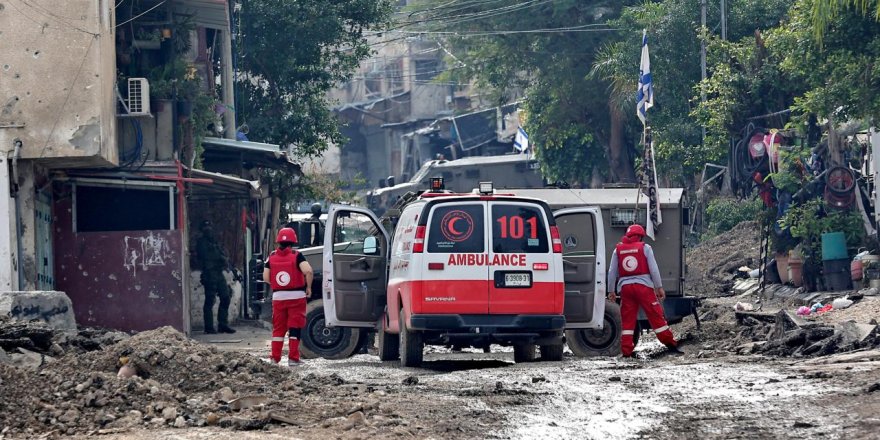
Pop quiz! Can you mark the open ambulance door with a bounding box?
[323,205,389,328]
[553,207,606,329]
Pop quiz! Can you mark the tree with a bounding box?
[236,0,392,159]
[406,0,638,186]
[811,0,880,42]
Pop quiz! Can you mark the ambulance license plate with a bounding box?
[503,273,531,287]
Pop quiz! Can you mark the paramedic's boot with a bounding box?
[665,345,685,356]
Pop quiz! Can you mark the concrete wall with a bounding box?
[0,0,118,167]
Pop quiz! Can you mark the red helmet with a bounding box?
[625,224,646,238]
[276,227,298,244]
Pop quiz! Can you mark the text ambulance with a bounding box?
[322,183,608,367]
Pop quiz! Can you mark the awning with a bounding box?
[174,0,230,30]
[186,168,262,201]
[202,137,301,173]
[56,161,263,201]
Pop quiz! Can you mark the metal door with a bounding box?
[323,205,389,328]
[554,207,606,329]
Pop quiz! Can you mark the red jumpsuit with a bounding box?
[267,248,308,363]
[612,239,677,357]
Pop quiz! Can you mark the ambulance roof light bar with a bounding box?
[478,181,494,195]
[430,177,445,192]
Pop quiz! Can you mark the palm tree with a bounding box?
[812,0,880,42]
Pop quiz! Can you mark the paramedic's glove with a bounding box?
[655,288,666,301]
[607,292,617,302]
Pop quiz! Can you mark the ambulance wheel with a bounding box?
[513,343,537,363]
[301,300,364,360]
[378,315,400,361]
[399,308,423,367]
[539,344,564,361]
[565,300,622,357]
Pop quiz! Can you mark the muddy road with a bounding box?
[95,339,880,440]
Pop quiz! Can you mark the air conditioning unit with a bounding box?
[127,78,151,116]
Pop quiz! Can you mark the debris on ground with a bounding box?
[686,222,762,297]
[0,325,484,438]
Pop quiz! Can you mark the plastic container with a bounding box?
[823,259,852,291]
[821,232,848,261]
[851,258,863,282]
[775,253,790,284]
[788,251,804,287]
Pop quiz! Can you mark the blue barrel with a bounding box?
[822,232,848,261]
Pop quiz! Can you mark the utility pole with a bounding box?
[720,0,727,40]
[700,0,707,144]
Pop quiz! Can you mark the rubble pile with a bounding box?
[0,326,423,438]
[733,310,879,357]
[686,222,762,297]
[0,317,129,370]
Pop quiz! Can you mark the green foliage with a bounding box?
[704,197,764,237]
[779,197,865,262]
[236,0,392,159]
[407,0,637,186]
[768,144,810,193]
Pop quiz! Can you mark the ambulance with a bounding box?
[322,180,607,367]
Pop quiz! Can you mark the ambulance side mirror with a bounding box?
[363,236,379,255]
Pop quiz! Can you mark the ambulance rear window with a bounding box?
[491,204,549,253]
[427,204,484,253]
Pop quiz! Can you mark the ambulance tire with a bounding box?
[539,343,564,361]
[300,300,364,360]
[399,308,423,367]
[378,317,400,361]
[565,301,622,357]
[513,343,537,363]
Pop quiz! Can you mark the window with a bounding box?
[333,211,379,255]
[414,59,440,82]
[427,204,484,253]
[610,208,647,227]
[76,185,174,232]
[384,60,404,94]
[491,204,548,253]
[364,71,382,97]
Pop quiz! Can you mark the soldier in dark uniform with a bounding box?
[197,221,236,334]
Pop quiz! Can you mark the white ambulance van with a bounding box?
[322,183,607,367]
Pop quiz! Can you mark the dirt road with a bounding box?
[90,337,880,440]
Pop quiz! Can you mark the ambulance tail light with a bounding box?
[413,226,426,253]
[550,226,562,253]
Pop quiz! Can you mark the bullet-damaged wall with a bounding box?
[0,0,118,167]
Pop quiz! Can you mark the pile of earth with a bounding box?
[0,326,473,438]
[686,221,762,298]
[0,316,130,368]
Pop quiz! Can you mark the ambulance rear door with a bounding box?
[420,201,489,314]
[553,207,606,329]
[487,201,556,314]
[323,205,389,328]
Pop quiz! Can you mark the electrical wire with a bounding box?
[116,0,167,28]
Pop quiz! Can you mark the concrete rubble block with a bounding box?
[769,310,808,341]
[835,321,878,346]
[9,347,53,370]
[0,291,76,330]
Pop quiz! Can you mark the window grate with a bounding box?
[610,208,647,227]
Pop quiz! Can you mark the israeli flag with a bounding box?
[514,126,529,153]
[636,30,654,125]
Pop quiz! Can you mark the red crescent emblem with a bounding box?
[447,216,462,235]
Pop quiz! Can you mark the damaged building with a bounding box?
[0,0,294,334]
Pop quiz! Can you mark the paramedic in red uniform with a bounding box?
[607,224,682,357]
[263,228,313,365]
